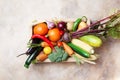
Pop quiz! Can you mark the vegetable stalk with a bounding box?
[17,38,41,57]
[72,11,120,37]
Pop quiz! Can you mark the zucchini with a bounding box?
[24,47,42,68]
[67,43,90,58]
[72,18,81,31]
[71,39,94,54]
[79,35,102,47]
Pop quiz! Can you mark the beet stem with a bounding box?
[72,11,120,36]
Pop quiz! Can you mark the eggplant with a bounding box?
[17,38,41,57]
[24,46,42,68]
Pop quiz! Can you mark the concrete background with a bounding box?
[0,0,120,80]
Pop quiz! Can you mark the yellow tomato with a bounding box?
[43,47,52,55]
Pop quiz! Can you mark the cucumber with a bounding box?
[67,43,90,58]
[24,47,42,68]
[72,18,81,31]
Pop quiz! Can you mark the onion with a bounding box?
[67,22,74,31]
[62,32,71,42]
[46,21,55,29]
[57,21,66,30]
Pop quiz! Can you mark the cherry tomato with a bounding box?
[43,47,52,55]
[57,41,63,47]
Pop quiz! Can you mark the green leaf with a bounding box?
[106,13,120,27]
[55,57,62,62]
[27,43,41,48]
[48,46,69,62]
[105,13,120,39]
[106,17,120,28]
[48,52,56,62]
[107,24,120,39]
[32,59,38,64]
[72,55,81,65]
[62,52,69,61]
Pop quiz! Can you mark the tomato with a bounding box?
[48,28,61,42]
[33,23,48,35]
[43,47,52,55]
[57,41,63,47]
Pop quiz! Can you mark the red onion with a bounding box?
[57,21,66,30]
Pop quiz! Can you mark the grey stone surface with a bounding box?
[0,0,120,80]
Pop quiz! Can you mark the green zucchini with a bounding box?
[24,47,42,68]
[67,43,90,58]
[72,18,81,31]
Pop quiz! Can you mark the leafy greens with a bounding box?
[48,46,69,62]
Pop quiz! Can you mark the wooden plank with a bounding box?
[37,57,76,63]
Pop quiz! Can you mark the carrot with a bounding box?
[62,42,74,56]
[41,42,56,47]
[36,51,48,61]
[41,42,49,47]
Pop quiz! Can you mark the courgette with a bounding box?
[67,43,90,58]
[24,47,42,68]
[79,35,102,47]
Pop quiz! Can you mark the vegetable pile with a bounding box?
[18,11,120,68]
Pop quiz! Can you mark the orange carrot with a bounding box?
[62,42,74,56]
[36,51,48,61]
[41,42,49,47]
[41,41,56,47]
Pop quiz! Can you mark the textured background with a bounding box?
[0,0,120,80]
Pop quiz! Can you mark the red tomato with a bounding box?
[57,41,63,47]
